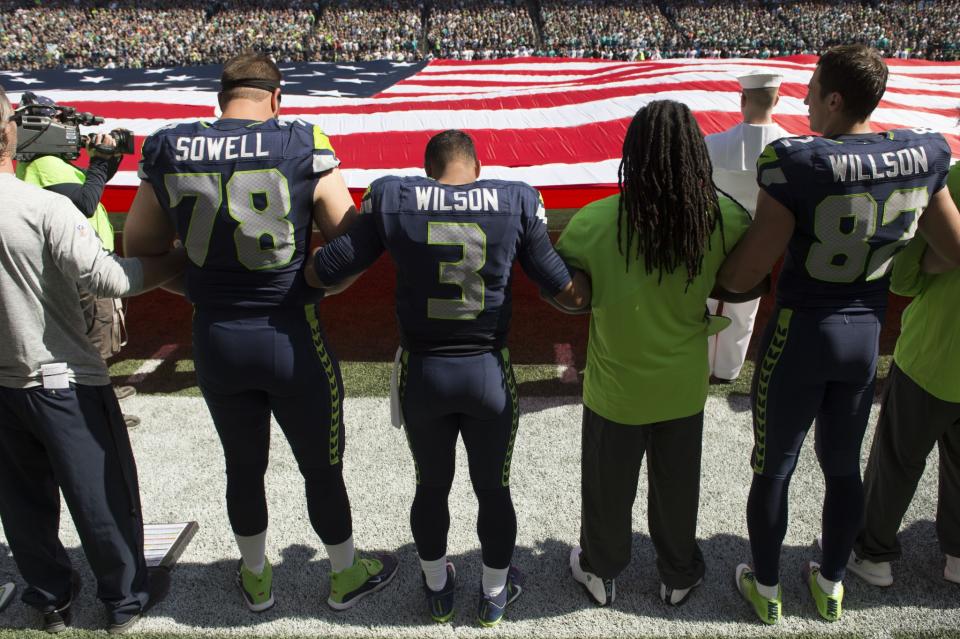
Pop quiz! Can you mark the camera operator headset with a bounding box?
[13,92,140,425]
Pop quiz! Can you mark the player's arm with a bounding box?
[716,189,794,293]
[518,191,591,312]
[306,212,385,294]
[917,185,960,272]
[123,180,185,294]
[710,274,771,303]
[540,270,592,314]
[921,245,957,275]
[312,167,358,244]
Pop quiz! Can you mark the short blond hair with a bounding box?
[0,86,13,158]
[743,87,778,111]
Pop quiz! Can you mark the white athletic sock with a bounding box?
[482,564,509,598]
[816,572,842,596]
[235,531,267,575]
[420,556,448,592]
[756,581,779,600]
[326,536,355,573]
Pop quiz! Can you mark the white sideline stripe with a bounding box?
[553,342,578,384]
[110,158,626,188]
[125,344,178,384]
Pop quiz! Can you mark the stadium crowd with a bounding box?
[0,0,958,69]
[539,0,679,60]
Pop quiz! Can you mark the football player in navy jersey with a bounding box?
[718,45,960,624]
[122,53,398,613]
[307,130,590,626]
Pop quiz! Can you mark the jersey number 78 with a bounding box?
[165,169,294,271]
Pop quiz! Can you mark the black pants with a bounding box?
[0,384,149,624]
[856,363,960,561]
[747,307,879,584]
[400,349,519,569]
[193,305,352,545]
[579,406,705,589]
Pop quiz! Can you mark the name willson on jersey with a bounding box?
[829,146,929,183]
[173,133,270,162]
[415,186,499,212]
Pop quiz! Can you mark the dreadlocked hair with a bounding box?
[616,100,722,285]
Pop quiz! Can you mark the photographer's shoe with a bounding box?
[106,567,170,635]
[42,570,80,634]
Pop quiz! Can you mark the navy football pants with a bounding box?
[193,304,351,544]
[399,349,519,570]
[0,384,149,623]
[748,307,881,584]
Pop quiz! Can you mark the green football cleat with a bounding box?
[236,559,275,613]
[328,553,399,610]
[804,561,842,622]
[736,563,782,625]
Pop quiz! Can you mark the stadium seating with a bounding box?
[0,0,957,70]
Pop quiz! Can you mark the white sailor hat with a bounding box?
[737,72,783,90]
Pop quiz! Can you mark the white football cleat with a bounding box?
[569,546,614,606]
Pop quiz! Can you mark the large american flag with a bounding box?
[2,56,958,210]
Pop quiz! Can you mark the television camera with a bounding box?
[13,98,134,162]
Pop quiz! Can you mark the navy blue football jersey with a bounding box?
[138,118,339,308]
[314,176,573,355]
[757,128,951,311]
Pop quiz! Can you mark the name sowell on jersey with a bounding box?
[138,119,340,308]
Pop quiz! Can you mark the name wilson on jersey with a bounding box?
[829,146,930,183]
[415,186,500,212]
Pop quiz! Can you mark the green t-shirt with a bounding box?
[556,194,751,425]
[16,155,115,252]
[891,163,960,403]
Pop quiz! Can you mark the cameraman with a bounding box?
[14,92,140,427]
[0,84,182,634]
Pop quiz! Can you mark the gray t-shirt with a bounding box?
[0,173,144,388]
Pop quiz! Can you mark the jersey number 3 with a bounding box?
[165,169,294,271]
[427,222,487,320]
[806,188,928,283]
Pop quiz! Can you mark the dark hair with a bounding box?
[424,130,477,177]
[617,100,721,284]
[816,45,888,121]
[220,52,281,103]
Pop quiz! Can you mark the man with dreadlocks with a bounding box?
[718,45,960,624]
[554,100,754,608]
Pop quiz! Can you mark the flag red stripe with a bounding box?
[101,115,955,175]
